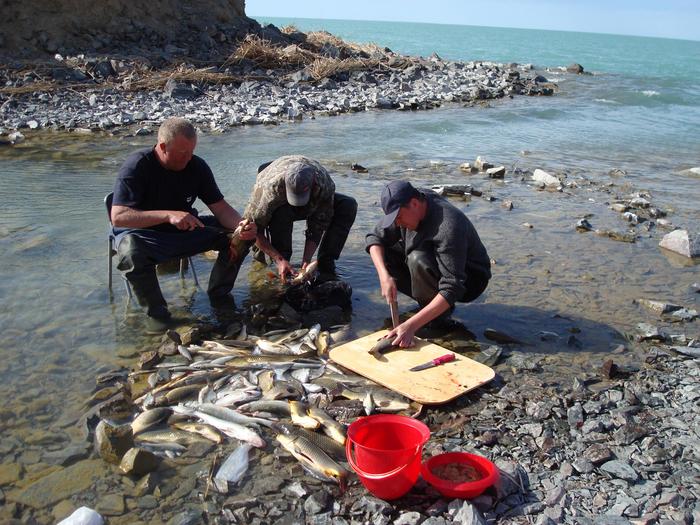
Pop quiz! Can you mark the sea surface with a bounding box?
[0,19,699,520]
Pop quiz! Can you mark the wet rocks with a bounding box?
[636,298,682,315]
[0,462,23,485]
[486,166,506,179]
[9,460,104,509]
[94,420,133,464]
[576,218,593,232]
[566,63,585,74]
[532,168,560,187]
[659,229,700,258]
[119,447,159,476]
[163,79,202,100]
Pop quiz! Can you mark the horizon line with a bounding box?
[249,14,700,44]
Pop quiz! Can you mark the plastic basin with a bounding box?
[421,452,499,499]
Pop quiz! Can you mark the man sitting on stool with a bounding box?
[111,117,256,329]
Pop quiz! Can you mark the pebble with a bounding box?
[600,460,639,482]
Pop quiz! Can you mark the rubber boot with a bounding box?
[127,271,172,332]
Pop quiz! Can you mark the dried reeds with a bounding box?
[306,57,375,81]
[280,25,299,34]
[305,31,387,59]
[224,34,316,69]
[122,65,242,91]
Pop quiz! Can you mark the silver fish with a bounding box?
[274,422,345,461]
[274,328,309,344]
[196,403,273,428]
[177,345,193,361]
[363,391,374,416]
[334,387,411,413]
[136,429,208,445]
[306,406,346,445]
[172,422,224,443]
[276,432,348,488]
[131,407,172,435]
[172,405,265,447]
[289,400,321,430]
[290,260,318,286]
[214,389,261,407]
[238,399,291,416]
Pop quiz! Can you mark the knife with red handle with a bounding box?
[409,353,456,371]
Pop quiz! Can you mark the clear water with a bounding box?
[0,19,698,520]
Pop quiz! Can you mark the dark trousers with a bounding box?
[383,245,489,308]
[115,216,248,310]
[267,193,357,268]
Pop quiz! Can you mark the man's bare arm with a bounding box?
[208,200,257,239]
[111,205,204,230]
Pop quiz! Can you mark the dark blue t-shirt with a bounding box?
[112,147,224,230]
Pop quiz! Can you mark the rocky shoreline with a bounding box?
[0,25,564,141]
[2,320,698,525]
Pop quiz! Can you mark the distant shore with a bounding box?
[0,25,566,143]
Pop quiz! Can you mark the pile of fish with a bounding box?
[105,323,420,492]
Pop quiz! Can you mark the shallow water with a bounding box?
[1,26,699,520]
[1,99,697,444]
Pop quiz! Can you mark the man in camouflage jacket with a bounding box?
[243,155,357,280]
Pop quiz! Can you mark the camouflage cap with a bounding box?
[285,165,314,206]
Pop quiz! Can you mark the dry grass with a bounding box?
[306,31,345,48]
[0,81,61,95]
[280,25,299,34]
[225,34,316,69]
[122,65,242,91]
[306,57,376,81]
[305,30,387,59]
[0,64,249,95]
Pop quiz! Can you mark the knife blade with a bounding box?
[409,353,456,372]
[389,299,400,328]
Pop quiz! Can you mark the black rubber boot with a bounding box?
[127,272,171,321]
[317,193,357,274]
[316,256,338,282]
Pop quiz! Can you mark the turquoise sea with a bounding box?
[252,17,700,223]
[0,19,699,520]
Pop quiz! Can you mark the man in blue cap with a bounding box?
[366,180,491,346]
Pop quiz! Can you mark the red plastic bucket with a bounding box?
[346,414,430,500]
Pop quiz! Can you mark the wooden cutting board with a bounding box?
[329,330,495,405]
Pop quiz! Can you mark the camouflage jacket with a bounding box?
[243,155,336,244]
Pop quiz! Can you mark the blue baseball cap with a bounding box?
[379,180,420,228]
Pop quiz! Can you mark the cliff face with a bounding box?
[0,0,256,59]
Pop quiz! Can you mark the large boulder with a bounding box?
[659,229,700,258]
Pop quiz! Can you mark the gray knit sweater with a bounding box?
[365,190,491,306]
